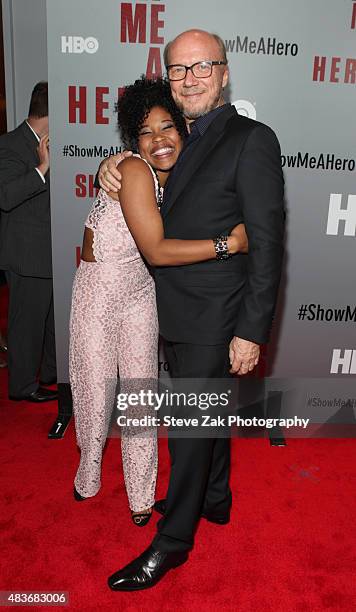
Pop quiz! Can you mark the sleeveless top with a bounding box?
[85,155,163,264]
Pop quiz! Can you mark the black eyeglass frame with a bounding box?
[166,60,228,81]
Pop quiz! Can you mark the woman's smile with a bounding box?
[138,106,183,172]
[150,144,176,158]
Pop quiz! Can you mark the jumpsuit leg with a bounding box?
[117,279,159,512]
[69,262,119,498]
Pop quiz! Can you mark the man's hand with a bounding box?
[229,336,260,375]
[37,134,50,175]
[98,150,133,192]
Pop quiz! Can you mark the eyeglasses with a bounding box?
[166,60,228,81]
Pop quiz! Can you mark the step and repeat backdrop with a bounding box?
[46,0,356,428]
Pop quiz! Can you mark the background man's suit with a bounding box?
[0,120,56,397]
[153,104,285,552]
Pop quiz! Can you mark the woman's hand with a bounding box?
[227,223,248,255]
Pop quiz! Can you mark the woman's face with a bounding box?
[137,106,183,172]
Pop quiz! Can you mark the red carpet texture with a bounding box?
[1,365,356,612]
[1,284,355,611]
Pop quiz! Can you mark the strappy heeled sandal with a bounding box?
[131,508,152,527]
[73,487,87,501]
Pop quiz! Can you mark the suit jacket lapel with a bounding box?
[161,105,237,219]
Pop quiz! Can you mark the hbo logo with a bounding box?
[326,194,356,237]
[330,349,356,374]
[61,36,99,54]
[232,99,257,120]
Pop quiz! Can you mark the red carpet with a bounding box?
[1,287,356,610]
[1,370,355,612]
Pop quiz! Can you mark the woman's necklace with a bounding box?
[153,170,164,208]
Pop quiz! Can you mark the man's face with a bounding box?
[167,33,229,121]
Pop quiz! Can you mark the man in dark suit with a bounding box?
[100,30,284,590]
[0,82,57,402]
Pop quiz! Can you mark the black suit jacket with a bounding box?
[155,104,285,345]
[0,121,52,278]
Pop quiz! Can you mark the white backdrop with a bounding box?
[46,0,356,426]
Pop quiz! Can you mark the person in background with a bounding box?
[0,82,57,401]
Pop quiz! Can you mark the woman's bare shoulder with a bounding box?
[118,156,155,201]
[108,157,154,201]
[120,155,152,177]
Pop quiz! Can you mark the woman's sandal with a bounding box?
[131,508,152,527]
[73,487,87,501]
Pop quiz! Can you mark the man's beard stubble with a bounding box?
[175,90,223,121]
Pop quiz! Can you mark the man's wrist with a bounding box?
[232,335,260,347]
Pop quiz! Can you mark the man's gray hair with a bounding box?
[163,32,227,67]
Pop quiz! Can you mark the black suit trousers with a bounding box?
[153,340,232,553]
[6,271,56,396]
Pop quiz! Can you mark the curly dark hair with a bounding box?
[116,76,187,152]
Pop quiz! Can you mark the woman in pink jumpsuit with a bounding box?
[69,165,161,521]
[69,77,248,524]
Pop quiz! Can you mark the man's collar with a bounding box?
[25,121,40,143]
[189,103,230,137]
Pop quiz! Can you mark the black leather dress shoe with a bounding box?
[9,387,58,402]
[108,545,188,591]
[154,498,230,525]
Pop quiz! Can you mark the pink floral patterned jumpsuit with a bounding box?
[69,158,160,511]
